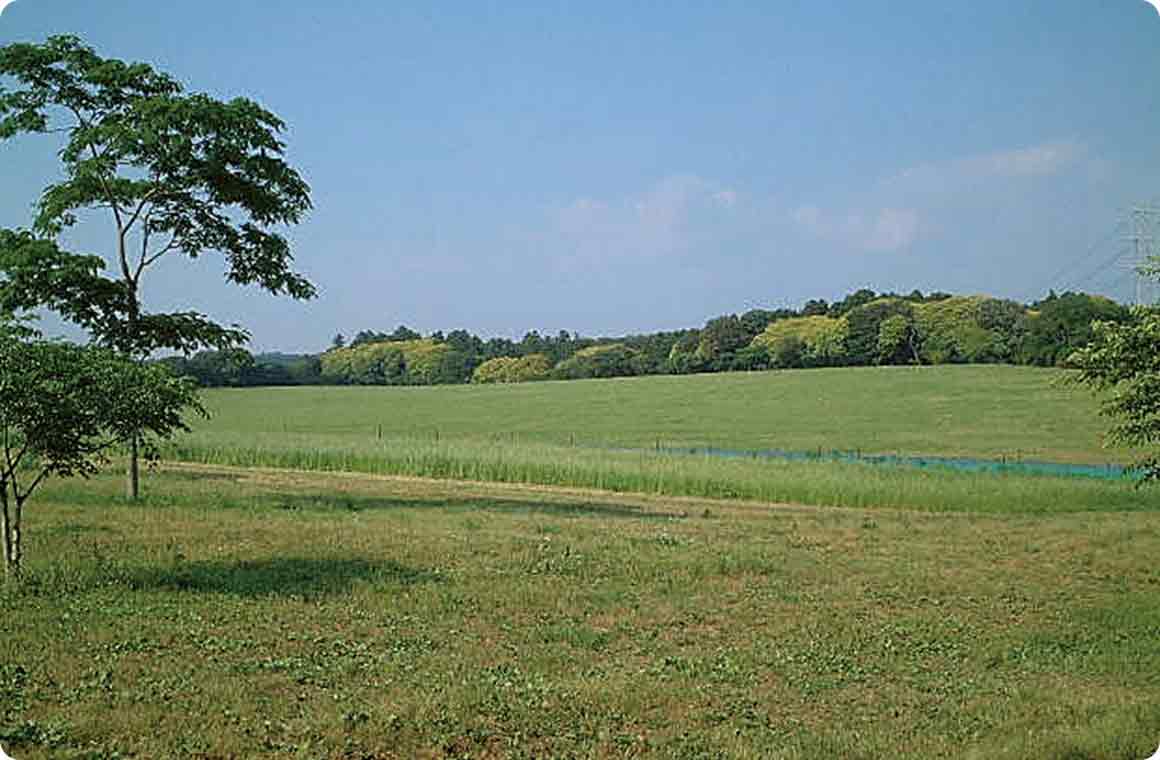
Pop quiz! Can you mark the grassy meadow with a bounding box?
[193,365,1119,463]
[4,364,1159,758]
[2,467,1158,759]
[165,365,1160,514]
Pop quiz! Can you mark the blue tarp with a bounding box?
[655,445,1133,481]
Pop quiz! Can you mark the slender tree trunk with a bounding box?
[10,499,20,583]
[124,278,142,502]
[1,485,16,584]
[127,434,140,501]
[1,491,10,581]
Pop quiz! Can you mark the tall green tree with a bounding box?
[875,313,920,365]
[844,299,913,366]
[696,315,749,371]
[1022,292,1129,367]
[0,35,315,497]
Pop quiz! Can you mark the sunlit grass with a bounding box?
[194,365,1124,464]
[163,431,1158,514]
[1,468,1157,758]
[6,364,1154,756]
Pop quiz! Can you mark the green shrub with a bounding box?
[554,344,642,379]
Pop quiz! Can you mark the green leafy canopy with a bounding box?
[0,334,203,481]
[0,34,314,356]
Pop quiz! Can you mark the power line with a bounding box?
[1045,205,1160,303]
[1122,203,1160,306]
[1087,266,1135,301]
[1042,222,1124,293]
[1060,246,1133,295]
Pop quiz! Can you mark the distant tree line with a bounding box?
[160,288,1132,387]
[158,350,323,388]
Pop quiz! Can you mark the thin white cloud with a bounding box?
[793,205,921,253]
[866,208,921,251]
[792,140,1085,253]
[549,142,1084,263]
[886,140,1085,193]
[550,175,740,264]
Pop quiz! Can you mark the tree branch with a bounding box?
[138,236,181,277]
[15,464,52,507]
[137,207,154,277]
[69,106,131,282]
[122,187,159,236]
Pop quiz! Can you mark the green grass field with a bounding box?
[2,467,1158,759]
[167,365,1159,514]
[194,365,1118,463]
[5,365,1159,757]
[165,432,1159,515]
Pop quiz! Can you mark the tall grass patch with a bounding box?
[164,432,1159,514]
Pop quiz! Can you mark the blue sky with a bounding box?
[2,0,1159,351]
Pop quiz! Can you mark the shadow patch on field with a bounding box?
[134,557,440,598]
[268,491,682,521]
[159,468,246,485]
[472,497,682,521]
[40,523,118,537]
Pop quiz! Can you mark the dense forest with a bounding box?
[159,288,1132,387]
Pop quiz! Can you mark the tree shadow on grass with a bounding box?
[134,557,442,598]
[269,492,684,521]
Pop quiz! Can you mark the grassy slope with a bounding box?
[195,365,1119,464]
[2,468,1157,759]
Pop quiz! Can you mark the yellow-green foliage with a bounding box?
[570,344,616,359]
[914,296,1000,363]
[472,354,553,384]
[752,316,848,364]
[321,339,453,385]
[397,339,454,385]
[472,356,516,383]
[320,342,396,382]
